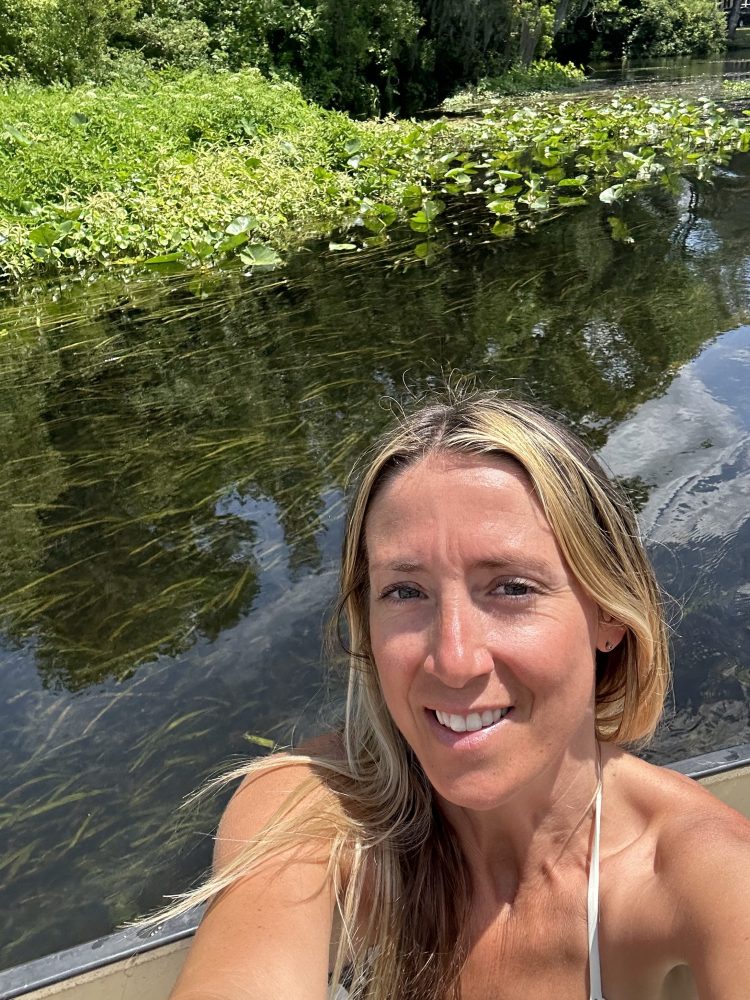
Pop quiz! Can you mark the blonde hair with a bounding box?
[158,391,670,1000]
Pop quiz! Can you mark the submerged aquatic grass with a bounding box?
[1,68,750,282]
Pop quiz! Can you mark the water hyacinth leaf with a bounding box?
[28,223,63,247]
[409,211,429,233]
[557,195,587,207]
[217,232,249,254]
[558,174,588,187]
[240,244,281,267]
[225,215,257,236]
[528,193,550,212]
[143,251,185,274]
[413,242,431,259]
[344,138,361,155]
[488,198,517,216]
[186,239,214,260]
[608,216,635,244]
[491,220,516,239]
[374,204,398,226]
[422,199,445,222]
[401,185,423,210]
[599,184,624,204]
[144,252,183,264]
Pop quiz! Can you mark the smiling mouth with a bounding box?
[433,707,512,733]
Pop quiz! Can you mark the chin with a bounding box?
[429,775,514,813]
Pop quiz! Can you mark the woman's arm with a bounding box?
[169,762,339,1000]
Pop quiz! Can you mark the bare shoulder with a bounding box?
[170,735,347,1000]
[612,750,750,862]
[612,751,750,998]
[215,732,347,872]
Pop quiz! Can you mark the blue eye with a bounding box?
[494,579,534,598]
[382,585,422,601]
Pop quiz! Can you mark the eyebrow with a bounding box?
[369,556,554,576]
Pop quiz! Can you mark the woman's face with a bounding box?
[366,451,615,811]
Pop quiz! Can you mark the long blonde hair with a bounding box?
[159,391,670,999]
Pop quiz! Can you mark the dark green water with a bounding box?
[1,148,750,966]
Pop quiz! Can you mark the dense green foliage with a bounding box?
[0,0,730,115]
[1,70,749,282]
[442,59,585,112]
[0,0,545,114]
[556,0,726,61]
[0,0,135,83]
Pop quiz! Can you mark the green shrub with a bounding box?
[123,15,213,68]
[442,58,585,111]
[586,0,725,59]
[0,0,137,84]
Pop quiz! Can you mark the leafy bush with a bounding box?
[442,59,585,111]
[123,14,212,68]
[585,0,725,59]
[0,0,137,83]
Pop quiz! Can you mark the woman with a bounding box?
[167,393,750,1000]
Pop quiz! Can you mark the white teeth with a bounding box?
[434,708,510,732]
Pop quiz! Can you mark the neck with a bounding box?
[437,738,603,903]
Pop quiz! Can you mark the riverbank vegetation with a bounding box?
[0,0,731,116]
[1,70,749,283]
[441,59,586,112]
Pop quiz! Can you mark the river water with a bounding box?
[1,63,750,968]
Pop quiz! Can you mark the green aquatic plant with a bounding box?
[440,59,586,113]
[722,79,750,99]
[1,71,749,282]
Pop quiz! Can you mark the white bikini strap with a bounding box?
[587,781,604,1000]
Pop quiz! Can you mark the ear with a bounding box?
[596,612,626,653]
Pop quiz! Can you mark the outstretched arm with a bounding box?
[169,762,339,1000]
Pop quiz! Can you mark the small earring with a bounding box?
[604,640,613,651]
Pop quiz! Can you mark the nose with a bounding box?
[423,592,494,688]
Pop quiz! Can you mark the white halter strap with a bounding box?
[587,780,605,1000]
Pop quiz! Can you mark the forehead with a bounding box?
[365,451,559,564]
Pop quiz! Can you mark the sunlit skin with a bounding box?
[168,456,750,1000]
[366,451,624,885]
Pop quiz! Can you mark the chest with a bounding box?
[458,882,591,1000]
[456,861,681,1000]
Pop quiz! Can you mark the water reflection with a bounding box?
[590,53,750,89]
[1,156,749,966]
